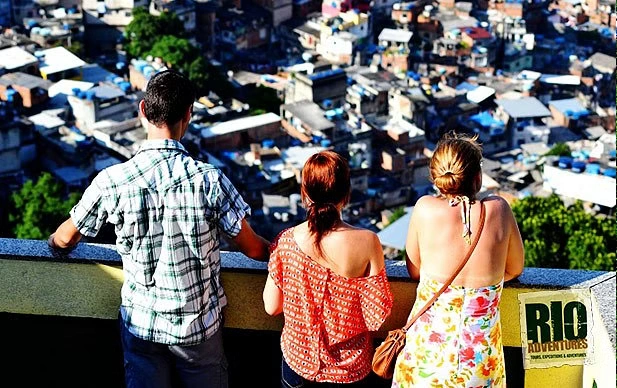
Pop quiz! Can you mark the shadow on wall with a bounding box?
[0,314,524,388]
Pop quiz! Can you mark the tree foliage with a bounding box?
[149,35,196,70]
[124,7,231,97]
[511,194,615,271]
[125,7,184,59]
[8,173,80,240]
[544,142,572,157]
[387,206,407,225]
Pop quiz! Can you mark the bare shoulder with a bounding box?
[412,195,447,218]
[334,227,380,253]
[482,195,512,213]
[345,227,380,244]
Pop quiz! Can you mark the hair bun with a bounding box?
[434,171,461,195]
[429,132,483,198]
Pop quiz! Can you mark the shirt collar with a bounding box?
[136,139,188,155]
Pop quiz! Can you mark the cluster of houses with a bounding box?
[0,0,614,245]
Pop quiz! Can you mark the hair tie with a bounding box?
[449,195,472,245]
[304,196,336,210]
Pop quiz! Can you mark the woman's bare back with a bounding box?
[292,221,385,278]
[407,195,524,288]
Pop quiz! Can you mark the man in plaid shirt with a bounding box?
[48,70,270,388]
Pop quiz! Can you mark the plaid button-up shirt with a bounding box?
[70,139,250,345]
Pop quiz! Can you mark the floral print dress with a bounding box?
[392,275,505,388]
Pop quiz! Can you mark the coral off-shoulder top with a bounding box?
[268,228,393,383]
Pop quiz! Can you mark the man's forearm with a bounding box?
[49,218,82,251]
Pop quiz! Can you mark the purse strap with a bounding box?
[401,199,486,332]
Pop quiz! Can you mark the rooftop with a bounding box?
[0,72,52,90]
[539,74,581,86]
[496,97,552,119]
[378,28,413,43]
[589,52,616,73]
[466,85,495,104]
[376,207,413,250]
[549,98,588,115]
[0,46,37,71]
[39,46,86,76]
[462,26,492,40]
[200,112,280,138]
[281,100,335,133]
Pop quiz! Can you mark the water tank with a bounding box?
[143,66,155,78]
[5,89,17,102]
[585,163,600,175]
[558,156,572,169]
[571,160,586,173]
[261,139,275,149]
[119,82,131,92]
[134,60,147,73]
[603,168,616,178]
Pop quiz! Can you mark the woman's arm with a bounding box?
[504,205,525,281]
[404,204,421,281]
[263,274,283,316]
[368,232,386,276]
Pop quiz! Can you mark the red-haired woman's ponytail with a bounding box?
[301,151,350,257]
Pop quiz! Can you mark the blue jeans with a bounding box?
[120,320,228,388]
[281,358,367,388]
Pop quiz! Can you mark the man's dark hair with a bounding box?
[143,70,196,127]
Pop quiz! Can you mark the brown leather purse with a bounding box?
[371,201,486,379]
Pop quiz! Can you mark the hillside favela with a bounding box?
[0,0,615,386]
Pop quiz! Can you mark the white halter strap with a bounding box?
[448,195,473,245]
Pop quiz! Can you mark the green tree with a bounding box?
[187,56,210,93]
[150,35,196,70]
[124,8,232,98]
[8,173,80,240]
[545,143,571,157]
[388,206,407,225]
[124,7,184,59]
[511,195,615,271]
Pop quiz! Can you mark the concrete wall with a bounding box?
[0,239,615,387]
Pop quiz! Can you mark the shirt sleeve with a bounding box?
[70,172,108,237]
[358,268,394,331]
[215,171,251,238]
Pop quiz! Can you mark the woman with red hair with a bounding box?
[263,150,393,387]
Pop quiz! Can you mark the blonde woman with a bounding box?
[392,132,524,387]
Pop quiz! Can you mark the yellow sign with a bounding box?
[518,289,594,369]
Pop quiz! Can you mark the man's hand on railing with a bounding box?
[47,233,76,258]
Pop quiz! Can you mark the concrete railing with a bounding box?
[0,238,614,387]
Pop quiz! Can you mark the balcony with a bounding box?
[0,238,614,387]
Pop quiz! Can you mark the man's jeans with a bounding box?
[120,321,228,388]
